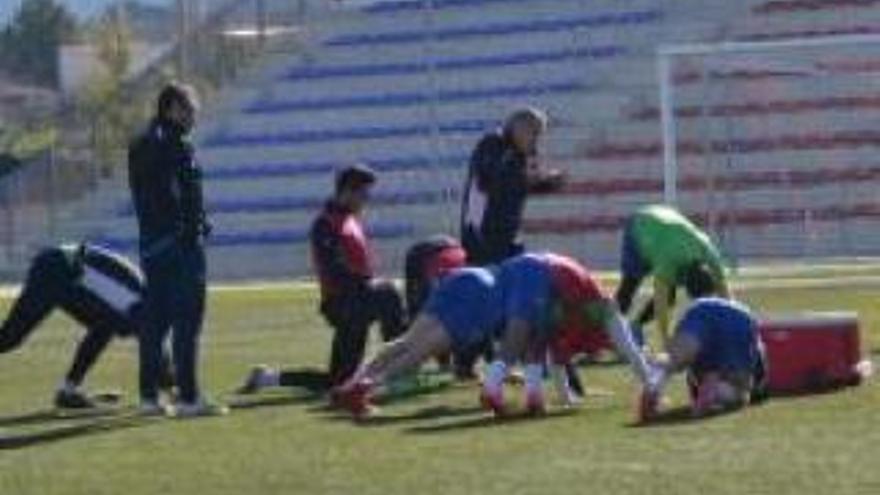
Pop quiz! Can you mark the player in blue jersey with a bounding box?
[332,266,504,418]
[640,263,767,421]
[334,252,658,420]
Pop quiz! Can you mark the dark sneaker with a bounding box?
[54,389,97,410]
[237,365,271,395]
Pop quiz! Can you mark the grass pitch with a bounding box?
[0,277,877,495]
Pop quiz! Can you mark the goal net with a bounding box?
[657,34,880,265]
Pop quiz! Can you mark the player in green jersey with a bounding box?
[615,204,731,341]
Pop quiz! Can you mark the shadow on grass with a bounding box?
[228,392,324,411]
[628,406,700,428]
[0,408,118,428]
[372,380,457,406]
[631,398,778,428]
[352,405,484,427]
[303,374,461,417]
[0,413,155,451]
[404,408,580,435]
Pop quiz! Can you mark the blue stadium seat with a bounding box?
[362,0,536,14]
[281,45,625,81]
[96,223,416,250]
[245,80,586,114]
[204,154,469,180]
[117,188,458,216]
[325,10,662,47]
[202,118,498,148]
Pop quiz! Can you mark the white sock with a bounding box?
[58,380,78,394]
[346,365,375,390]
[524,364,544,400]
[258,368,281,387]
[607,313,654,385]
[484,361,508,395]
[550,365,576,405]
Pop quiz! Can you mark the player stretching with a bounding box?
[334,252,659,419]
[0,243,172,409]
[615,204,731,342]
[480,253,661,416]
[404,235,468,371]
[236,235,461,395]
[640,264,767,421]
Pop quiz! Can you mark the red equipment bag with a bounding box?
[758,312,867,394]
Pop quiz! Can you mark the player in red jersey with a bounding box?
[479,253,663,416]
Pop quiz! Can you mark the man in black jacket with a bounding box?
[128,82,225,417]
[457,107,566,378]
[460,107,565,265]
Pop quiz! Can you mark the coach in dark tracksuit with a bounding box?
[310,165,405,386]
[0,243,172,409]
[128,83,222,416]
[457,107,567,378]
[460,107,564,266]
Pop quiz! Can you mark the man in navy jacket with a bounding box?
[128,82,225,417]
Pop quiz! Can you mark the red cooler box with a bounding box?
[759,313,865,394]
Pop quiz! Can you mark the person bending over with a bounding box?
[640,264,767,422]
[615,204,731,343]
[334,252,659,420]
[0,243,172,409]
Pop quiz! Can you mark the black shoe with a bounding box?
[54,389,97,410]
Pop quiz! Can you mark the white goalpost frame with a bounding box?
[656,33,880,206]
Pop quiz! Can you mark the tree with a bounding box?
[0,0,78,87]
[79,9,137,173]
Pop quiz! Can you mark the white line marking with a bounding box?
[0,268,879,300]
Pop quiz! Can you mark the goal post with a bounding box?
[655,34,880,262]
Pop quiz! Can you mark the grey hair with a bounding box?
[503,106,549,133]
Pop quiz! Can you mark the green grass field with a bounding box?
[0,277,878,495]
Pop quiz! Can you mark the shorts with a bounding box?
[423,268,503,353]
[681,316,759,377]
[496,254,553,331]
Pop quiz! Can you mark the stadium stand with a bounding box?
[25,0,880,280]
